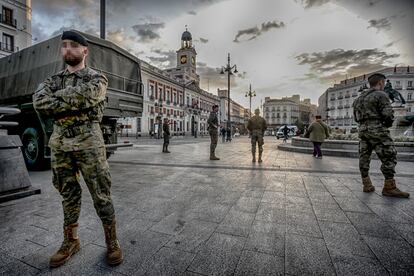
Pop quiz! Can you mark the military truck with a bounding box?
[0,32,143,170]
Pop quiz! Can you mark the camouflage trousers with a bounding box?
[251,131,264,155]
[358,131,397,179]
[209,129,218,156]
[51,147,115,226]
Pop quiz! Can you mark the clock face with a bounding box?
[191,56,195,65]
[180,55,187,64]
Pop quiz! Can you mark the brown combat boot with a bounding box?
[382,179,410,198]
[210,155,220,160]
[252,152,256,162]
[103,220,123,266]
[49,223,80,268]
[362,177,375,193]
[258,152,263,163]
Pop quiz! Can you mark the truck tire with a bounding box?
[22,127,48,170]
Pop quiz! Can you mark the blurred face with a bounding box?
[61,40,88,66]
[378,79,386,90]
[213,106,218,112]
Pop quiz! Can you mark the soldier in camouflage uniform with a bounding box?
[162,118,171,153]
[32,30,123,268]
[207,105,220,160]
[247,108,267,163]
[353,73,409,198]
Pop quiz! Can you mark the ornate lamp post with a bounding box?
[220,53,238,141]
[245,84,256,117]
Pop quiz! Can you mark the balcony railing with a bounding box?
[0,14,17,28]
[0,42,18,53]
[407,86,414,90]
[337,105,344,109]
[329,106,336,110]
[337,95,344,99]
[345,94,350,98]
[330,98,336,101]
[344,104,350,108]
[352,93,358,97]
[395,86,402,90]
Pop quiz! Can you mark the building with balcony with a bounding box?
[0,0,31,58]
[322,66,414,133]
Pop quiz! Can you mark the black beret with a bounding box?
[212,105,219,109]
[61,30,88,46]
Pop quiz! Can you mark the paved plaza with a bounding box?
[1,136,413,275]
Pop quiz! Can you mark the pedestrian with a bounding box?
[353,73,409,197]
[226,127,231,142]
[32,30,123,267]
[220,126,226,143]
[247,108,267,163]
[207,105,220,160]
[304,115,329,159]
[281,124,291,143]
[162,118,171,153]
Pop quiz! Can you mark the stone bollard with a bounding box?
[0,107,41,203]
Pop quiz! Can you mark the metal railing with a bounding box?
[0,42,18,52]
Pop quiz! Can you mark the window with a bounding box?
[408,81,413,88]
[408,93,412,101]
[1,6,14,27]
[2,33,14,52]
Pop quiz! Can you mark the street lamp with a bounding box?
[245,84,256,117]
[220,53,238,141]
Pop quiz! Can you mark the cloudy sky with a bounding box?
[32,0,414,109]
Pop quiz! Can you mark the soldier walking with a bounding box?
[33,30,123,268]
[353,73,409,198]
[162,118,171,153]
[207,105,220,160]
[247,108,267,163]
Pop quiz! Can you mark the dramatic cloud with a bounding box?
[199,37,209,43]
[131,22,165,43]
[299,0,330,9]
[295,48,400,82]
[367,17,392,32]
[233,20,285,42]
[146,49,176,68]
[196,62,242,91]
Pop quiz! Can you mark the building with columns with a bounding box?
[0,0,32,58]
[118,28,248,137]
[323,66,414,133]
[217,89,249,133]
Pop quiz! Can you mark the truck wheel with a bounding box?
[22,127,47,170]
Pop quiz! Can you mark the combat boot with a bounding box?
[258,152,263,163]
[210,155,220,160]
[382,179,410,198]
[103,220,123,266]
[252,152,256,162]
[49,223,80,268]
[362,176,375,193]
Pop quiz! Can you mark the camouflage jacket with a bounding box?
[163,122,170,136]
[352,88,394,133]
[33,67,108,151]
[207,111,218,130]
[247,115,267,134]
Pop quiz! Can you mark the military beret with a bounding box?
[61,30,88,46]
[212,105,219,110]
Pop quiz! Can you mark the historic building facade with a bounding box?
[118,29,249,137]
[324,66,414,133]
[0,0,31,58]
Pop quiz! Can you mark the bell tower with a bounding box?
[175,27,199,83]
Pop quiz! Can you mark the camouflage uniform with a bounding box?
[162,121,170,153]
[207,110,219,159]
[247,112,267,162]
[353,88,396,180]
[33,66,115,226]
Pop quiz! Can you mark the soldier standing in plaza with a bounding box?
[32,30,123,267]
[247,108,267,163]
[353,73,409,198]
[162,118,171,153]
[207,105,220,160]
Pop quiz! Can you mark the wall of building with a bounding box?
[0,0,31,58]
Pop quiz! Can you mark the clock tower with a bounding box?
[172,27,200,84]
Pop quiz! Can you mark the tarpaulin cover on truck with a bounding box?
[0,31,142,104]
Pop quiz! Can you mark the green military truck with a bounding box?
[0,32,143,170]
